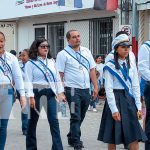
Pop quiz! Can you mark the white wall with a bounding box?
[0,22,16,52]
[17,10,118,51]
[65,20,89,48]
[18,21,35,51]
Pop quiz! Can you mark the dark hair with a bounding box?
[22,49,29,54]
[114,46,130,70]
[10,50,17,56]
[66,30,78,39]
[29,39,52,60]
[0,31,5,40]
[95,55,103,61]
[115,31,128,37]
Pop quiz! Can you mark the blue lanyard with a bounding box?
[29,60,49,82]
[109,60,132,83]
[37,58,56,82]
[0,55,12,75]
[76,51,90,68]
[20,63,25,72]
[0,65,12,83]
[64,49,90,71]
[104,65,134,99]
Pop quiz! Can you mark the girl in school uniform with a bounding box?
[0,31,26,150]
[17,49,30,135]
[97,34,147,150]
[25,39,65,150]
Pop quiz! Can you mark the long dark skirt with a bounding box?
[98,89,147,146]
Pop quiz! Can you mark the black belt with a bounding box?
[65,87,89,91]
[33,84,51,89]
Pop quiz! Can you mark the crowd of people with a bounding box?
[0,29,149,150]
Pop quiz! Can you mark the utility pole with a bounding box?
[132,0,139,57]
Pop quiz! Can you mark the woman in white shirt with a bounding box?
[25,39,65,150]
[97,34,147,150]
[0,31,26,150]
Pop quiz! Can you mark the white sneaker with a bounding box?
[93,108,97,112]
[88,106,92,111]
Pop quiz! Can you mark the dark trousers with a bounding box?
[145,83,150,150]
[26,88,63,150]
[65,87,90,146]
[21,113,28,132]
[0,120,8,150]
[90,100,96,108]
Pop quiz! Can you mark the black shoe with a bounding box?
[68,138,74,147]
[79,141,84,148]
[74,145,82,150]
[22,130,27,136]
[68,139,84,148]
[124,144,129,149]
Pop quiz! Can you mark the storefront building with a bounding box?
[0,0,120,58]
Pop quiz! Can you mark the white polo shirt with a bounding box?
[56,45,96,89]
[25,57,64,97]
[138,41,150,81]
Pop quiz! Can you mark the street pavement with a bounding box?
[5,100,144,150]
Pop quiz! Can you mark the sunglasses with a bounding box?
[39,45,50,49]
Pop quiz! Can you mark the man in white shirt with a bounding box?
[138,40,150,150]
[56,30,98,150]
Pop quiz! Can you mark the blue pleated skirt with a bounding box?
[98,89,147,145]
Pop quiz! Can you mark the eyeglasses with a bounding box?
[39,45,50,49]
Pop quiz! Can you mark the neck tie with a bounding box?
[122,62,127,74]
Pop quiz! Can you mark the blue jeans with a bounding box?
[90,100,96,108]
[0,120,9,150]
[17,90,29,133]
[26,88,63,150]
[145,83,150,150]
[0,88,13,150]
[65,87,90,146]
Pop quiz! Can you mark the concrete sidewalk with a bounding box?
[5,101,144,150]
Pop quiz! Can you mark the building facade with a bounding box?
[137,0,150,47]
[0,0,122,57]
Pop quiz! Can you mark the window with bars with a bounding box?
[48,23,64,58]
[35,27,46,40]
[89,17,113,58]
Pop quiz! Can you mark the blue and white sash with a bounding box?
[64,46,90,71]
[29,59,61,95]
[104,60,134,99]
[0,56,12,75]
[143,41,150,48]
[29,59,54,83]
[0,55,13,84]
[0,65,12,83]
[20,62,25,72]
[37,58,56,82]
